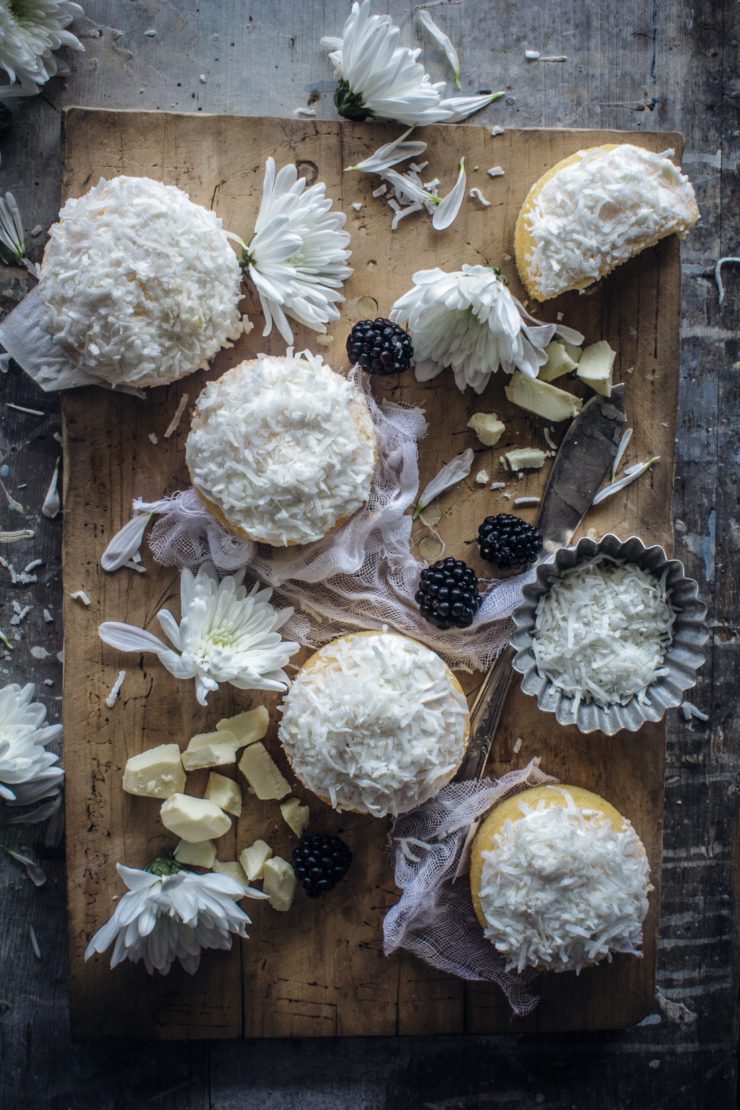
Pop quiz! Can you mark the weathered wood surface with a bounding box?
[61,109,677,1040]
[0,0,736,1106]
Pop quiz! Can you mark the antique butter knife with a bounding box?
[455,384,626,781]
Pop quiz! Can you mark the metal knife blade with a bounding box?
[455,382,627,782]
[537,384,626,553]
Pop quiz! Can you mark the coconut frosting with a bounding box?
[40,176,244,388]
[186,353,376,546]
[524,145,698,298]
[478,790,651,973]
[278,632,470,817]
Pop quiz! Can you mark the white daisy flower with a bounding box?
[240,158,352,345]
[85,860,268,976]
[0,682,63,803]
[99,561,298,706]
[0,1,84,97]
[390,264,584,393]
[323,0,502,127]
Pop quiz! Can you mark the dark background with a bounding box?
[0,2,737,1106]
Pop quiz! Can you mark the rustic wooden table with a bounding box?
[0,1,736,1107]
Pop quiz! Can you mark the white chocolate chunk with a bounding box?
[240,839,273,881]
[504,447,547,471]
[576,340,615,396]
[160,793,231,842]
[187,729,240,752]
[538,341,579,382]
[174,838,217,868]
[468,411,506,447]
[280,797,310,838]
[122,743,185,799]
[204,772,242,816]
[262,856,297,911]
[238,742,291,800]
[475,469,490,485]
[562,340,583,363]
[505,373,582,422]
[216,706,270,747]
[181,740,238,771]
[211,860,248,888]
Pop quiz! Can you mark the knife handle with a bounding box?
[454,643,515,781]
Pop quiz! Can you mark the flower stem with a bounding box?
[334,80,370,122]
[146,857,184,877]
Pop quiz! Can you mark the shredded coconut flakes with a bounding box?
[532,556,674,708]
[525,146,699,299]
[40,176,245,388]
[478,789,651,973]
[279,633,469,817]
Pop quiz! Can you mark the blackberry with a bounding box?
[415,557,482,630]
[292,834,353,898]
[477,514,543,570]
[346,317,413,375]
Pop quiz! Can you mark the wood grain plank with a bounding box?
[60,109,681,1038]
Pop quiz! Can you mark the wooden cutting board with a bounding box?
[61,108,681,1039]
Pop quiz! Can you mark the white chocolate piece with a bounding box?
[122,743,185,799]
[576,340,615,397]
[181,740,238,771]
[504,448,547,471]
[187,729,240,752]
[538,341,579,383]
[562,340,583,363]
[262,856,297,911]
[240,839,273,882]
[280,797,310,838]
[211,860,248,888]
[174,839,217,868]
[475,469,490,485]
[204,772,243,817]
[215,706,269,747]
[160,793,231,842]
[505,373,582,422]
[238,742,291,801]
[468,412,506,447]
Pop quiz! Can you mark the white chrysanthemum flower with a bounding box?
[85,860,268,976]
[240,158,352,345]
[0,1,84,97]
[391,264,583,393]
[0,682,63,802]
[99,561,298,706]
[323,0,501,127]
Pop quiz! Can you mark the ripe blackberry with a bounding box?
[292,834,353,898]
[477,514,543,570]
[346,317,413,375]
[415,557,482,630]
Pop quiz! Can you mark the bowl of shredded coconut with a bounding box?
[510,534,708,734]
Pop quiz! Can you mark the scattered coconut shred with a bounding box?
[532,557,674,708]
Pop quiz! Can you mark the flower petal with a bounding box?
[416,9,461,88]
[432,159,466,231]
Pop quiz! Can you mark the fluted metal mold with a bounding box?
[510,534,709,735]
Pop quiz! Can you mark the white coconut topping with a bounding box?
[532,556,674,708]
[278,633,469,817]
[186,353,376,546]
[40,176,244,388]
[525,145,698,298]
[478,790,651,972]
